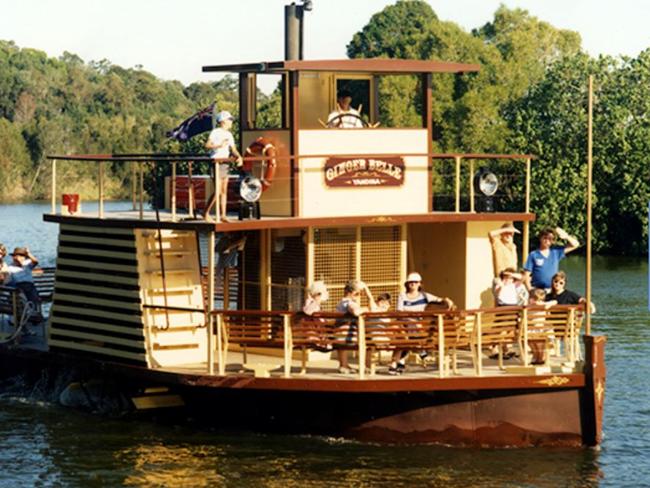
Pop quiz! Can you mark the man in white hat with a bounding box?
[204,110,243,222]
[488,222,520,277]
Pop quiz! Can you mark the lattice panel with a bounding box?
[313,227,356,284]
[360,226,401,284]
[314,225,403,312]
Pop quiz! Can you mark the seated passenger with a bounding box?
[302,281,329,316]
[546,271,596,313]
[492,268,527,306]
[0,243,8,284]
[527,288,555,365]
[335,280,373,374]
[327,90,364,128]
[6,247,43,323]
[389,272,454,375]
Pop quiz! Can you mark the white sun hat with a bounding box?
[308,281,329,301]
[406,272,422,283]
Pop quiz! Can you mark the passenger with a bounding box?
[546,271,596,313]
[302,281,329,316]
[204,110,244,222]
[300,281,330,350]
[6,247,43,323]
[523,226,580,291]
[528,288,555,365]
[490,267,526,359]
[327,90,364,128]
[0,243,8,284]
[489,222,520,276]
[492,267,522,306]
[389,272,454,375]
[335,280,373,374]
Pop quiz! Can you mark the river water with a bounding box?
[0,201,648,487]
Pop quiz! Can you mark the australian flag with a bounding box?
[166,103,214,141]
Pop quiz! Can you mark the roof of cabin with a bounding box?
[202,58,480,74]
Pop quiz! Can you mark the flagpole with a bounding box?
[585,75,593,335]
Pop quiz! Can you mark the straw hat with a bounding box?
[10,247,28,257]
[500,222,520,234]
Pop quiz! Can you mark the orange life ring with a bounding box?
[244,137,277,191]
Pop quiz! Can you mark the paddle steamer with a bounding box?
[0,3,605,447]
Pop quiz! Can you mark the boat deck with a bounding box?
[43,209,535,232]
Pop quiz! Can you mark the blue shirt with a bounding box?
[524,246,565,289]
[6,259,36,285]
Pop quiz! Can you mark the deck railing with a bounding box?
[205,304,585,380]
[46,152,533,223]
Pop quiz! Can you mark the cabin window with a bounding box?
[255,74,285,129]
[377,75,423,129]
[335,77,372,124]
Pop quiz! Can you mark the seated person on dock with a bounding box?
[204,110,243,222]
[546,271,596,313]
[327,90,364,128]
[6,247,43,323]
[389,272,455,375]
[335,280,375,374]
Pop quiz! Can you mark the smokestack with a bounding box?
[284,3,304,60]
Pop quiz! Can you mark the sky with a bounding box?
[3,0,650,93]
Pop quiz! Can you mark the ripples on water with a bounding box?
[0,203,648,486]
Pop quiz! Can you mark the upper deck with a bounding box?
[47,57,535,233]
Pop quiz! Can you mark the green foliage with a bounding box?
[0,40,238,202]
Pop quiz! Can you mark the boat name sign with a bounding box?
[324,157,405,188]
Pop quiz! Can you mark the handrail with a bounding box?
[211,304,585,379]
[46,151,534,221]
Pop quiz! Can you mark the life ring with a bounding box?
[244,137,277,190]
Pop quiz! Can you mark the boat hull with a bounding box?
[0,335,605,447]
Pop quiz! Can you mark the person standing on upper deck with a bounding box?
[524,227,580,291]
[489,222,520,276]
[204,110,243,222]
[327,90,364,128]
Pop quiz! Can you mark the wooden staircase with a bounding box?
[136,229,207,367]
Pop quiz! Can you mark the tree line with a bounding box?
[0,2,648,254]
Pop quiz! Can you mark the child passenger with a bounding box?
[527,288,556,365]
[335,280,375,374]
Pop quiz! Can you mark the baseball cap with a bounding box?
[216,110,234,123]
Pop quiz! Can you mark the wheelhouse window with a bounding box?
[254,74,285,129]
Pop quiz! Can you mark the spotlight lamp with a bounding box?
[473,168,499,212]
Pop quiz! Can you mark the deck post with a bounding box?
[569,308,576,362]
[171,161,177,221]
[131,162,137,210]
[469,159,475,213]
[358,315,366,380]
[283,314,292,378]
[476,312,482,376]
[522,308,529,367]
[437,314,444,378]
[51,159,57,214]
[188,162,194,218]
[454,156,461,213]
[522,157,531,264]
[208,231,216,374]
[98,161,104,218]
[139,162,144,220]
